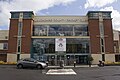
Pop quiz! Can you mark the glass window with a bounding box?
[18,22,22,36]
[88,13,99,18]
[3,43,8,50]
[33,25,47,36]
[32,39,55,54]
[23,58,30,61]
[11,13,19,18]
[101,38,104,45]
[32,38,89,55]
[66,38,90,53]
[23,13,33,19]
[33,24,88,36]
[102,13,111,18]
[18,46,20,52]
[101,46,104,52]
[0,43,8,50]
[115,55,120,62]
[74,25,88,36]
[102,54,105,61]
[48,25,73,36]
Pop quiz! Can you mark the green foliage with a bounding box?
[88,56,94,62]
[0,61,17,65]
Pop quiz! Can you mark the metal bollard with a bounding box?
[74,61,76,67]
[60,60,64,68]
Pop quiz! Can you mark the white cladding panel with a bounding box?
[0,30,9,40]
[113,30,119,41]
[0,43,3,49]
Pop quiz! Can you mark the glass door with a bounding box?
[57,55,65,66]
[76,55,88,64]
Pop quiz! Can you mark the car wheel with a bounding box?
[36,65,42,69]
[17,64,23,69]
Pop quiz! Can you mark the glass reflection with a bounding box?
[33,25,47,36]
[33,24,88,36]
[32,38,89,55]
[48,25,73,36]
[66,38,89,53]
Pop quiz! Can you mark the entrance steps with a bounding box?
[47,65,98,68]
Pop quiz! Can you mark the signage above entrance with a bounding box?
[34,16,88,24]
[55,38,66,51]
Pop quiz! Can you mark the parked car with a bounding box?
[17,58,47,69]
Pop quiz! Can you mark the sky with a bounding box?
[0,0,120,30]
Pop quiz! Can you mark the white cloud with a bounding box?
[0,0,76,29]
[85,0,117,8]
[79,6,82,9]
[100,6,120,31]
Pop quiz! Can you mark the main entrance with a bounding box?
[46,55,89,66]
[32,38,90,66]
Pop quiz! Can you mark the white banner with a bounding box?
[55,38,66,51]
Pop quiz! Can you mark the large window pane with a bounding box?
[23,13,33,19]
[66,38,89,53]
[32,38,89,54]
[74,25,88,36]
[32,39,55,54]
[33,24,88,36]
[33,25,47,36]
[48,25,73,36]
[0,43,8,50]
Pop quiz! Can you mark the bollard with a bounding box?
[74,61,76,67]
[60,60,64,68]
[46,61,48,66]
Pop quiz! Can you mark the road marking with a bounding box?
[46,69,76,75]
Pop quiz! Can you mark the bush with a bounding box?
[104,61,120,66]
[0,61,17,65]
[88,56,94,62]
[0,61,5,64]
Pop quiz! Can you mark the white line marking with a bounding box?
[46,69,77,75]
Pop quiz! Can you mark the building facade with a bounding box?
[0,11,115,65]
[113,30,120,62]
[0,30,9,62]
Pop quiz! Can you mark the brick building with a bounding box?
[0,11,116,65]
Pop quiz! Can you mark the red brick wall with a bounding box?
[88,19,101,54]
[103,19,114,54]
[8,19,18,54]
[21,19,33,54]
[0,54,7,62]
[8,19,33,54]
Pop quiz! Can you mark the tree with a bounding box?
[88,55,94,67]
[33,40,45,60]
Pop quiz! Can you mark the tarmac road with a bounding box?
[0,65,120,80]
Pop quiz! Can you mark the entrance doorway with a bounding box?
[75,55,88,64]
[46,55,89,66]
[47,55,65,66]
[56,55,65,65]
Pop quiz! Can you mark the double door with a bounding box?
[47,55,88,66]
[47,55,65,66]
